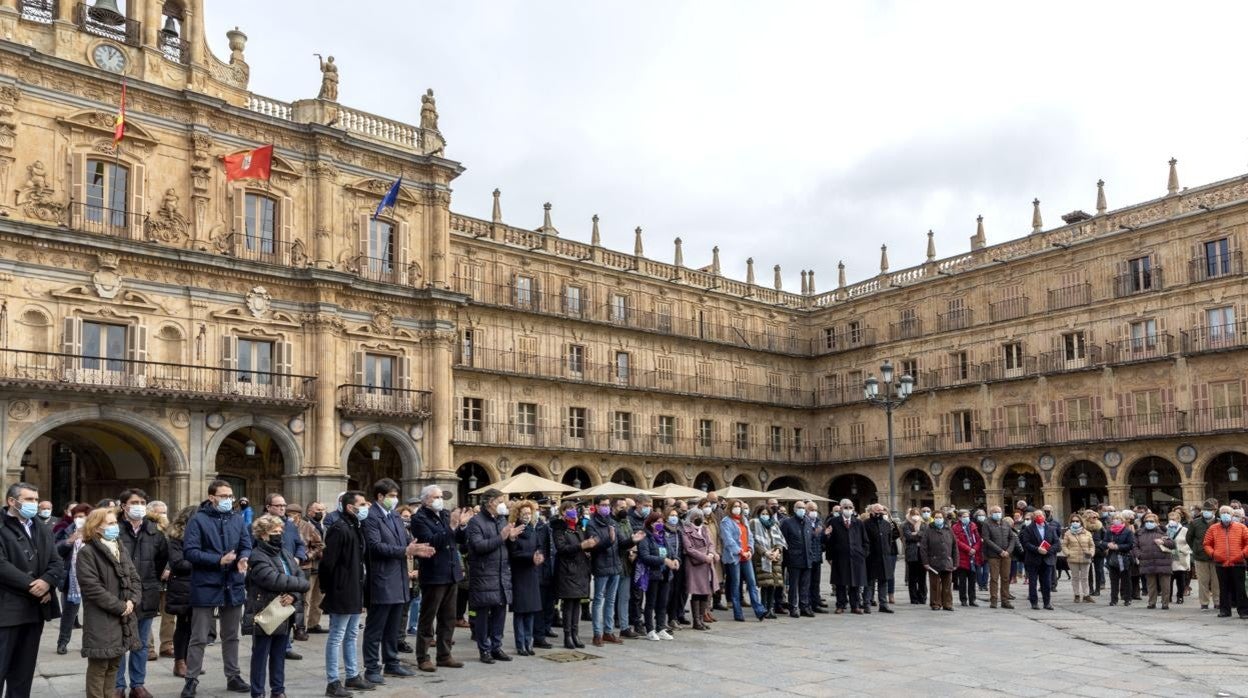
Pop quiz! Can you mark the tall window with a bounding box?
[1205,238,1230,278]
[698,419,714,447]
[769,425,783,452]
[950,350,969,380]
[514,276,534,309]
[516,402,537,436]
[85,160,129,230]
[658,415,675,445]
[1207,306,1236,345]
[1130,319,1158,351]
[1211,381,1244,420]
[1067,397,1093,431]
[363,353,394,393]
[1134,389,1163,425]
[609,294,629,323]
[656,355,673,382]
[567,407,586,439]
[613,411,632,441]
[564,285,583,316]
[81,321,126,371]
[614,351,630,384]
[566,344,585,377]
[656,303,673,333]
[847,320,862,344]
[237,339,273,384]
[951,410,974,444]
[849,423,865,444]
[824,327,837,351]
[460,330,475,366]
[461,397,483,432]
[1004,404,1029,437]
[1127,255,1154,292]
[735,422,749,450]
[1002,342,1023,370]
[901,359,918,385]
[244,193,276,254]
[1063,331,1086,362]
[368,219,394,274]
[792,427,803,452]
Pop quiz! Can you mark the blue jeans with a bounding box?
[613,573,631,631]
[724,560,766,620]
[407,595,422,634]
[325,613,360,683]
[512,611,535,651]
[976,560,989,589]
[116,615,154,688]
[249,632,287,696]
[591,574,620,636]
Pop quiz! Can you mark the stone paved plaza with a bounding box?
[29,574,1248,698]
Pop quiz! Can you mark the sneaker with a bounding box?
[646,630,661,641]
[657,629,674,641]
[324,681,352,698]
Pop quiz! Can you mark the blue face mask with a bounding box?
[216,498,233,514]
[933,519,945,529]
[760,514,771,525]
[666,516,679,527]
[960,516,970,526]
[640,507,652,518]
[1204,511,1215,521]
[991,512,1003,521]
[355,505,370,521]
[976,515,986,523]
[102,523,120,541]
[18,502,38,519]
[1070,523,1082,532]
[1222,514,1233,524]
[1144,521,1157,530]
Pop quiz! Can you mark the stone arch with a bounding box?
[512,463,545,477]
[456,458,502,485]
[562,466,595,489]
[204,415,302,478]
[1194,449,1246,483]
[653,470,680,486]
[609,467,641,487]
[6,405,188,475]
[693,470,719,492]
[730,472,758,489]
[766,475,810,491]
[1052,456,1109,488]
[339,423,421,484]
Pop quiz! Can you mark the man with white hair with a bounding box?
[410,485,467,672]
[826,498,869,614]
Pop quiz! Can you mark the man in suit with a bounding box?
[779,501,812,617]
[826,499,870,614]
[410,485,467,673]
[1019,510,1062,610]
[361,479,433,685]
[0,482,64,698]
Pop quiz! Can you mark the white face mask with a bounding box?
[702,507,713,516]
[731,507,741,516]
[496,503,509,517]
[430,497,445,512]
[74,517,86,529]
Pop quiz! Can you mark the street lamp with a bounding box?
[1077,470,1089,487]
[962,476,971,491]
[244,439,257,458]
[1230,464,1241,483]
[1148,468,1160,485]
[468,474,478,490]
[573,477,582,489]
[864,359,914,518]
[370,444,382,461]
[911,477,921,492]
[1017,474,1027,490]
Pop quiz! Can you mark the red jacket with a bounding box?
[1203,521,1248,567]
[952,520,984,570]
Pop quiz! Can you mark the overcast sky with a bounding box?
[208,1,1248,292]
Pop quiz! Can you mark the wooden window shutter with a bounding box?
[1027,403,1038,425]
[507,400,515,426]
[127,323,148,376]
[280,195,293,246]
[62,317,82,356]
[1092,395,1103,419]
[276,341,294,392]
[398,220,411,285]
[232,187,247,237]
[1162,388,1174,414]
[129,162,145,240]
[70,153,85,228]
[220,335,237,370]
[397,355,412,391]
[991,407,1003,432]
[1116,393,1129,417]
[352,350,365,386]
[357,213,371,262]
[1050,400,1065,424]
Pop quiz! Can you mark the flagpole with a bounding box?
[114,77,125,232]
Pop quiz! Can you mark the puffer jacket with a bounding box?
[75,539,142,659]
[1203,521,1248,567]
[465,509,513,607]
[1187,515,1215,562]
[163,536,193,616]
[551,518,591,599]
[1169,525,1192,572]
[183,501,251,608]
[242,540,310,636]
[919,524,958,572]
[1061,528,1096,564]
[1136,527,1176,575]
[1104,526,1136,571]
[118,518,169,619]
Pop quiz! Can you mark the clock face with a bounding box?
[92,44,127,73]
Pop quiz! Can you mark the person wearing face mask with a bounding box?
[680,505,717,629]
[551,501,593,649]
[466,493,522,663]
[163,506,197,679]
[607,498,636,639]
[320,490,370,696]
[637,512,680,639]
[242,514,310,698]
[971,510,989,592]
[1166,512,1192,606]
[1187,498,1220,610]
[410,486,467,673]
[54,503,93,655]
[663,509,690,630]
[284,503,324,643]
[75,506,141,698]
[805,503,828,613]
[114,488,169,698]
[918,511,957,611]
[302,501,329,634]
[1103,513,1135,606]
[980,505,1017,609]
[585,496,644,647]
[779,501,813,616]
[1134,513,1176,609]
[1083,508,1105,598]
[692,499,722,623]
[505,500,544,656]
[1019,508,1062,610]
[1202,505,1248,618]
[1061,514,1096,603]
[749,504,785,619]
[901,507,927,605]
[719,500,768,622]
[627,495,656,632]
[181,480,251,697]
[863,504,897,613]
[826,499,869,614]
[36,500,53,527]
[951,509,982,608]
[0,481,64,696]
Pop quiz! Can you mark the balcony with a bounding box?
[0,348,315,407]
[1045,418,1107,444]
[889,318,923,341]
[74,2,141,47]
[1047,283,1092,311]
[1113,267,1164,298]
[159,32,191,66]
[923,364,981,390]
[354,255,406,285]
[816,326,878,355]
[989,297,1029,323]
[983,424,1045,449]
[223,233,305,267]
[815,384,865,407]
[337,384,431,419]
[937,308,973,332]
[70,202,145,240]
[1182,322,1248,355]
[1185,405,1247,434]
[19,0,55,23]
[1038,345,1104,373]
[1104,334,1174,364]
[979,355,1039,381]
[1189,252,1243,284]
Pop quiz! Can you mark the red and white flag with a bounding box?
[223,144,273,182]
[113,80,126,145]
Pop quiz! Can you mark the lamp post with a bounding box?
[864,359,914,519]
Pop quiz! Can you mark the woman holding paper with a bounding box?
[243,514,311,698]
[1136,512,1176,609]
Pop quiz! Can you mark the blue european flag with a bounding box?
[373,176,402,219]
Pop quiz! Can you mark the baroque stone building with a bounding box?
[0,1,1244,520]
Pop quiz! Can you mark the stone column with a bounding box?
[311,163,336,268]
[0,0,17,11]
[1181,481,1206,507]
[312,318,340,476]
[55,0,72,21]
[187,0,204,65]
[1042,486,1065,521]
[424,331,455,491]
[1107,485,1131,510]
[142,0,161,49]
[931,486,951,510]
[982,488,1005,512]
[428,191,450,288]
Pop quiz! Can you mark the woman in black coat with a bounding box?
[163,505,196,677]
[507,500,544,656]
[551,502,593,649]
[902,508,927,605]
[244,514,311,698]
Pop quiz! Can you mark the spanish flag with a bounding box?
[223,144,273,182]
[113,80,126,145]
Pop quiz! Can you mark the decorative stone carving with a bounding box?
[549,457,562,475]
[1038,454,1056,471]
[497,457,511,475]
[288,416,305,435]
[7,400,31,420]
[407,261,423,287]
[15,160,65,222]
[144,188,189,244]
[929,461,944,476]
[370,303,394,335]
[245,286,271,318]
[409,423,424,441]
[170,410,190,428]
[290,239,308,267]
[340,420,355,437]
[315,55,338,101]
[91,253,122,299]
[421,89,439,131]
[206,413,225,430]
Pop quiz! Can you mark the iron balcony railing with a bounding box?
[1047,283,1092,311]
[223,233,304,267]
[1113,267,1164,298]
[979,356,1039,382]
[355,254,406,285]
[1038,344,1104,373]
[1188,251,1243,284]
[70,202,145,240]
[0,348,315,405]
[19,0,56,23]
[923,364,981,390]
[1181,322,1248,355]
[337,384,432,418]
[74,2,141,46]
[937,308,973,332]
[989,297,1029,323]
[1104,333,1174,364]
[889,318,923,341]
[816,326,878,355]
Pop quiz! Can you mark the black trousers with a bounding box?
[363,602,404,674]
[835,584,861,610]
[628,580,644,629]
[955,568,978,603]
[417,584,458,662]
[537,583,554,638]
[471,604,505,654]
[0,621,43,698]
[1092,555,1106,593]
[666,567,687,623]
[1026,563,1052,606]
[173,611,192,661]
[906,560,928,603]
[560,598,581,634]
[1215,565,1248,616]
[787,567,810,611]
[1170,571,1189,601]
[643,579,670,633]
[808,562,824,606]
[1109,565,1128,604]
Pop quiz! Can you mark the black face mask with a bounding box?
[311,513,324,522]
[871,513,883,519]
[613,510,627,520]
[267,534,283,547]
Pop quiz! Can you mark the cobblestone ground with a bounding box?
[31,573,1248,697]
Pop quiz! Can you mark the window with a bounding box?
[362,353,394,392]
[793,427,803,451]
[237,339,273,384]
[514,275,534,309]
[696,362,711,390]
[613,411,632,441]
[614,351,630,384]
[767,372,781,398]
[769,425,783,452]
[658,415,675,445]
[735,422,749,450]
[85,159,128,230]
[460,330,475,366]
[367,219,394,274]
[1063,331,1086,362]
[1067,397,1093,431]
[899,307,919,337]
[516,402,537,436]
[564,285,583,316]
[698,419,714,447]
[1127,255,1154,293]
[517,336,537,372]
[1212,381,1244,420]
[1205,238,1230,279]
[656,303,672,333]
[567,407,586,438]
[1005,404,1029,437]
[566,344,585,376]
[696,310,707,339]
[951,410,974,444]
[950,351,969,380]
[901,416,921,441]
[1134,390,1163,425]
[244,194,276,254]
[1002,342,1023,370]
[1130,319,1158,351]
[824,327,837,351]
[826,425,840,446]
[656,355,673,382]
[461,397,483,432]
[609,294,629,323]
[846,370,863,393]
[1207,306,1236,345]
[849,423,865,445]
[901,359,918,385]
[847,321,862,345]
[81,321,126,371]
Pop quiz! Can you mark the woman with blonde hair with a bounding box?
[75,507,142,698]
[507,499,544,655]
[1062,513,1096,603]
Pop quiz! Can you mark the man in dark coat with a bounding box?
[0,481,63,698]
[411,485,467,673]
[360,479,431,684]
[779,501,813,617]
[826,499,869,613]
[1019,510,1063,610]
[533,500,556,648]
[116,487,169,698]
[320,491,370,697]
[585,496,642,645]
[465,493,519,664]
[181,480,251,697]
[863,503,897,613]
[806,502,828,611]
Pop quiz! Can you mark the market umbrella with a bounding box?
[568,482,655,499]
[765,486,832,502]
[650,483,709,500]
[713,485,771,500]
[470,472,579,495]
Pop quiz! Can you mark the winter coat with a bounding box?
[1168,525,1192,572]
[1203,521,1248,567]
[751,518,785,587]
[163,537,193,616]
[637,532,676,583]
[320,513,366,614]
[585,513,635,577]
[680,522,715,597]
[703,514,723,587]
[75,539,142,659]
[411,506,465,585]
[507,523,543,614]
[118,518,168,619]
[183,502,252,608]
[1019,522,1062,568]
[534,520,555,585]
[361,507,412,606]
[952,520,984,572]
[1061,528,1096,564]
[551,518,591,599]
[863,515,897,581]
[981,519,1017,559]
[613,516,635,579]
[0,513,63,625]
[465,510,513,608]
[1187,515,1215,562]
[242,540,310,636]
[718,515,755,565]
[826,514,870,587]
[55,523,83,592]
[1104,526,1136,572]
[1136,527,1176,575]
[918,524,958,573]
[902,520,925,563]
[294,518,324,572]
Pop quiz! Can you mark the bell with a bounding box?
[87,0,126,26]
[160,15,178,39]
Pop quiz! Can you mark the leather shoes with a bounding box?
[285,650,303,660]
[800,609,815,618]
[397,640,414,653]
[344,675,375,691]
[603,634,621,644]
[294,629,310,642]
[437,657,464,668]
[160,648,175,658]
[879,606,894,614]
[418,658,436,672]
[490,649,512,661]
[174,659,188,677]
[56,643,67,655]
[384,664,415,677]
[1043,605,1054,610]
[592,634,604,647]
[479,652,495,665]
[226,676,250,693]
[129,687,153,698]
[115,689,126,698]
[534,639,553,649]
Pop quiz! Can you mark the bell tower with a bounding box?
[3,0,251,105]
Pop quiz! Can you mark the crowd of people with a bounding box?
[2,479,1248,698]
